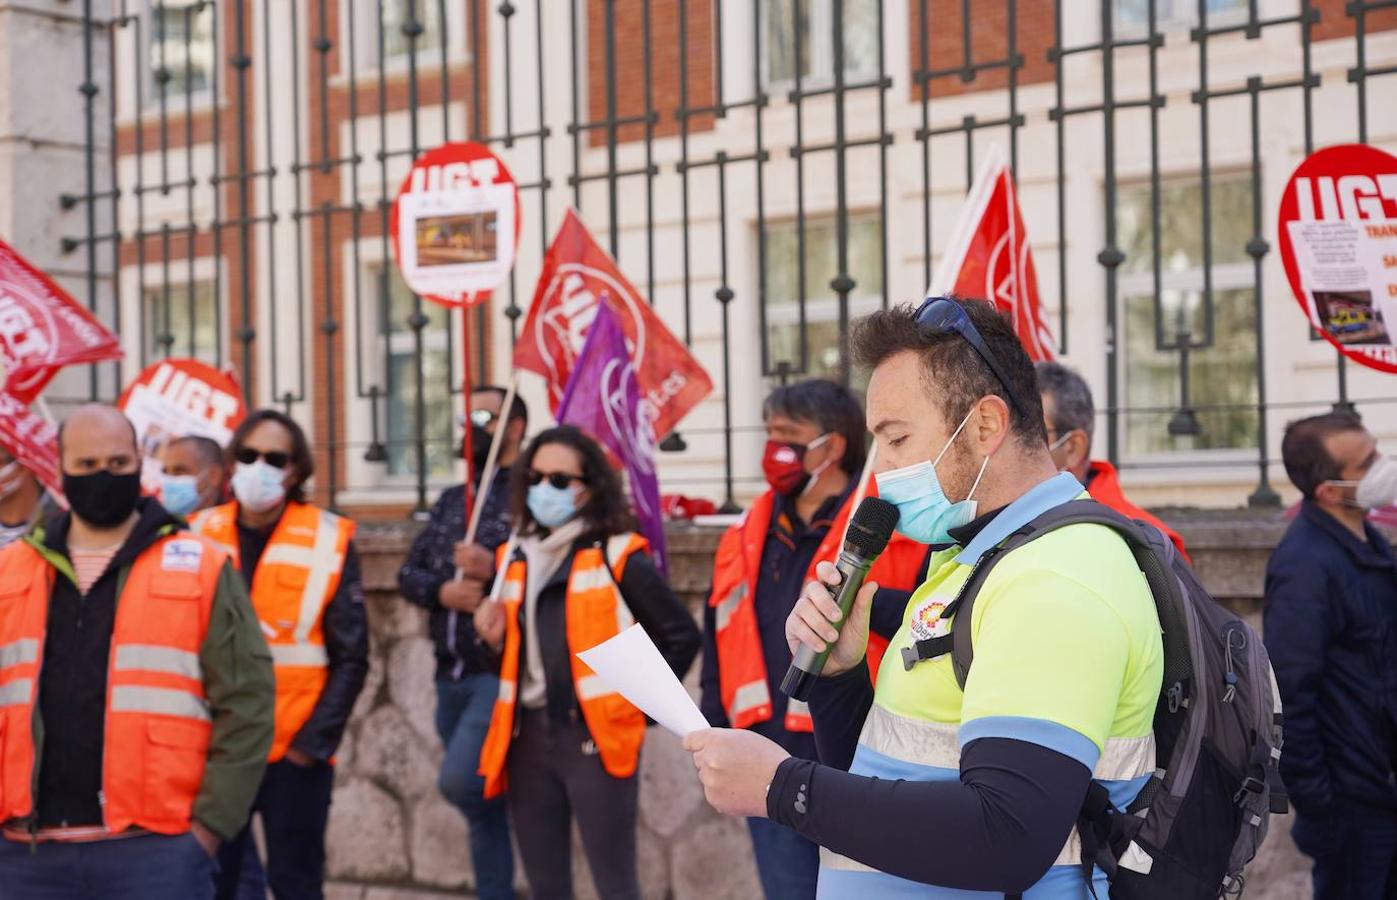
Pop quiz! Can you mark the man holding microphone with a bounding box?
[684,297,1164,898]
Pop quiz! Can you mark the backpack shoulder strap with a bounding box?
[940,500,1177,690]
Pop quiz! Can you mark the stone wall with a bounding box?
[324,510,1327,900]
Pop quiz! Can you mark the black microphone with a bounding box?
[781,496,900,702]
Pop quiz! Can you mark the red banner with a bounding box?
[929,144,1055,362]
[0,392,61,497]
[0,238,123,401]
[514,209,713,437]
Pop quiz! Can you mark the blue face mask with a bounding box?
[161,474,202,517]
[527,482,579,529]
[875,411,991,546]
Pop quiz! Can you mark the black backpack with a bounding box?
[910,500,1287,899]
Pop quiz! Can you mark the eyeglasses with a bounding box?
[914,297,1029,420]
[234,447,292,469]
[528,470,588,490]
[470,408,499,428]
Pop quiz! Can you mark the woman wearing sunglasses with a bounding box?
[189,409,369,900]
[474,425,700,900]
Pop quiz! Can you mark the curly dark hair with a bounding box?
[509,425,635,542]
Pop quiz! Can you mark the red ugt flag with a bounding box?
[0,238,123,402]
[514,209,713,438]
[0,392,61,498]
[929,144,1056,362]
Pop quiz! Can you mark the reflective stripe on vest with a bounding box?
[708,490,927,735]
[478,534,650,800]
[191,501,355,762]
[0,532,223,836]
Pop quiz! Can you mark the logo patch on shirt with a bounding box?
[908,595,952,642]
[162,539,204,572]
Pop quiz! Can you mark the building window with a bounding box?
[763,0,879,89]
[148,0,215,100]
[1117,176,1258,455]
[142,279,218,364]
[373,265,454,480]
[762,214,882,384]
[1114,0,1247,33]
[371,0,447,64]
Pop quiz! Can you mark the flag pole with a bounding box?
[838,441,878,547]
[465,372,518,545]
[455,302,477,581]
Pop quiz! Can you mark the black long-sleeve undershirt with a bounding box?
[779,660,1092,894]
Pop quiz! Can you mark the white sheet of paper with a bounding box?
[576,623,709,737]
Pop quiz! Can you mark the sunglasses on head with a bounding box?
[528,470,587,490]
[914,297,1030,420]
[234,447,292,469]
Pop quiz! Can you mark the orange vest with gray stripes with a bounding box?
[190,501,355,762]
[707,490,926,732]
[478,534,649,800]
[0,532,225,835]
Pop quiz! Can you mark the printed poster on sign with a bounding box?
[1278,143,1397,374]
[118,359,247,494]
[390,142,521,307]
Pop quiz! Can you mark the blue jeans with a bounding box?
[1294,802,1397,900]
[748,816,819,900]
[0,831,216,899]
[436,674,514,900]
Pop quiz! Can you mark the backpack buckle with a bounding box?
[1233,776,1265,804]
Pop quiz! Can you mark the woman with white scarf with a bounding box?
[474,425,699,900]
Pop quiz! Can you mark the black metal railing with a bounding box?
[59,1,1397,513]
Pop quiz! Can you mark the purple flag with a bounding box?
[556,296,667,574]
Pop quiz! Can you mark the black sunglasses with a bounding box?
[234,447,292,469]
[528,470,588,490]
[914,297,1030,420]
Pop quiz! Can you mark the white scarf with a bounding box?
[516,518,588,709]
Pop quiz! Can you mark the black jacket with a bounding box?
[236,513,369,762]
[398,479,511,680]
[508,537,700,728]
[1264,501,1397,817]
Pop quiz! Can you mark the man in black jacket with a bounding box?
[1266,412,1397,900]
[397,385,527,900]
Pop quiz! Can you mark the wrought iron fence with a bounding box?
[59,0,1397,512]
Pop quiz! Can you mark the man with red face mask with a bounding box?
[700,379,924,900]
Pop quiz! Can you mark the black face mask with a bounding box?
[63,470,142,528]
[458,423,495,477]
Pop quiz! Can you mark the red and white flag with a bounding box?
[0,391,61,497]
[0,238,123,401]
[929,144,1056,362]
[514,209,713,438]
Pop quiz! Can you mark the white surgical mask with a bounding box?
[231,460,288,514]
[1327,455,1397,511]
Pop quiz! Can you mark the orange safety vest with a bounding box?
[190,501,356,761]
[0,531,225,835]
[1085,460,1191,564]
[478,534,650,800]
[707,489,925,732]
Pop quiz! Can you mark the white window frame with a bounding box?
[759,0,881,94]
[345,0,470,78]
[761,213,883,380]
[347,254,461,495]
[1113,0,1249,37]
[119,258,228,383]
[1116,176,1258,466]
[141,0,218,112]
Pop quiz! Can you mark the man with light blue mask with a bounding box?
[161,435,228,518]
[684,296,1164,900]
